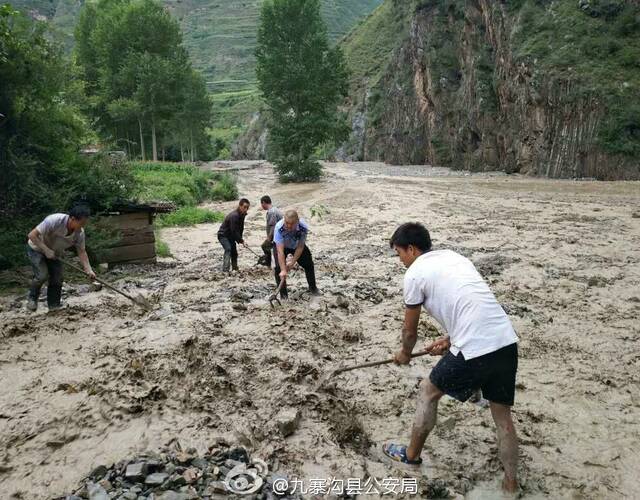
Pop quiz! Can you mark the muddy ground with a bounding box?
[0,162,639,499]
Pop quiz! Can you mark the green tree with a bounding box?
[0,5,136,269]
[256,0,349,182]
[75,0,211,161]
[0,4,84,218]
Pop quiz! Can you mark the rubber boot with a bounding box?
[222,253,231,273]
[27,283,41,311]
[47,285,63,310]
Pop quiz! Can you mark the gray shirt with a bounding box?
[28,213,86,253]
[266,207,283,237]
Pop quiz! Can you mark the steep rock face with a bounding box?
[344,0,640,180]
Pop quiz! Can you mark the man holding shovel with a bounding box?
[273,210,319,299]
[217,198,250,273]
[26,205,95,312]
[383,222,520,494]
[259,195,282,267]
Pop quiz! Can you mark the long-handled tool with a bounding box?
[59,257,153,311]
[314,350,432,391]
[268,257,299,307]
[243,243,271,267]
[242,243,262,258]
[268,279,286,308]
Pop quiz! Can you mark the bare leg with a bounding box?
[490,402,519,493]
[406,380,444,461]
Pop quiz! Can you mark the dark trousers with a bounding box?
[27,246,64,307]
[274,245,317,296]
[218,235,238,272]
[260,240,273,267]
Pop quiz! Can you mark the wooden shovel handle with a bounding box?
[334,350,431,374]
[58,257,145,306]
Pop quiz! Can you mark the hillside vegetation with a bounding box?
[339,0,640,179]
[9,0,382,146]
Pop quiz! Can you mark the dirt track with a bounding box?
[1,162,639,499]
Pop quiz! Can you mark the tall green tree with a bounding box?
[0,4,84,218]
[75,0,211,162]
[0,5,136,269]
[256,0,349,182]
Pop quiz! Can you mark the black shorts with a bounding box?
[429,343,518,406]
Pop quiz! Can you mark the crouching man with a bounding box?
[26,205,95,311]
[273,210,319,299]
[383,222,519,494]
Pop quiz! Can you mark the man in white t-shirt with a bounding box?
[26,205,95,312]
[382,222,519,494]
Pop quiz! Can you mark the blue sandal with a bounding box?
[382,443,423,468]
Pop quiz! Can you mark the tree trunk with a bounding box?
[138,118,146,161]
[151,116,158,162]
[190,129,194,162]
[180,141,184,162]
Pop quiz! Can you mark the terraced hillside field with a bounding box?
[9,0,383,134]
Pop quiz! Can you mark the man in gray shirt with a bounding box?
[259,195,282,267]
[26,205,95,311]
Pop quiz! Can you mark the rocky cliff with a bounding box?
[340,0,640,180]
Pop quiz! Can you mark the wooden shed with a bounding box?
[99,202,173,266]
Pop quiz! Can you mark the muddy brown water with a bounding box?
[1,162,639,499]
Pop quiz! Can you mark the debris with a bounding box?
[125,462,146,481]
[61,445,297,499]
[145,471,169,485]
[473,254,517,277]
[275,408,300,437]
[87,482,109,500]
[335,295,349,309]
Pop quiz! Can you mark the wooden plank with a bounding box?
[112,213,152,230]
[99,243,156,263]
[116,228,155,246]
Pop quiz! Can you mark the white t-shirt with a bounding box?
[28,213,86,253]
[403,249,518,360]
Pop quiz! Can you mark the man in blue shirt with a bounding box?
[273,209,319,299]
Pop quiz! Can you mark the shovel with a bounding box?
[268,279,286,308]
[59,257,153,311]
[268,261,299,308]
[242,243,262,258]
[242,243,270,267]
[314,349,432,391]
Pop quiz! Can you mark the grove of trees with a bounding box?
[0,1,213,269]
[75,0,212,162]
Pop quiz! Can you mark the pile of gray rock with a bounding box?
[58,445,298,500]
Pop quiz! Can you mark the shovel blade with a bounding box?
[313,369,340,392]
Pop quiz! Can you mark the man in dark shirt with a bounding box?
[217,198,250,272]
[259,195,283,267]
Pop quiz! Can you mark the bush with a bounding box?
[156,207,224,227]
[155,236,173,257]
[598,102,640,156]
[210,173,238,200]
[275,157,324,183]
[55,154,138,212]
[130,162,238,205]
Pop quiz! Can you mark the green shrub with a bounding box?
[155,236,173,257]
[130,161,238,205]
[156,207,224,227]
[210,173,239,200]
[275,157,324,183]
